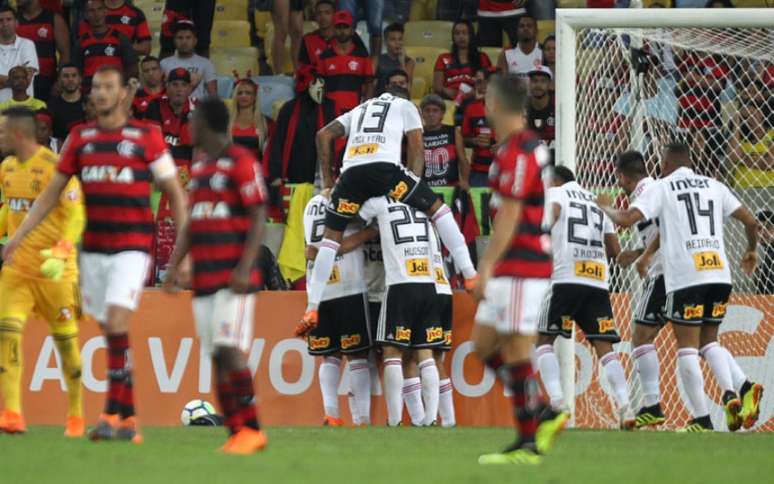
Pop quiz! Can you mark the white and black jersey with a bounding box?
[547,181,616,290]
[630,177,663,278]
[631,167,740,293]
[335,93,423,172]
[304,194,366,301]
[363,237,385,302]
[429,225,452,296]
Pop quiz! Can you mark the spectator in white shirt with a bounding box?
[159,20,216,101]
[496,15,542,77]
[0,5,39,103]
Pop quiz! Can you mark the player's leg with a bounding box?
[590,339,634,430]
[377,285,412,426]
[412,291,443,426]
[341,294,373,426]
[631,275,666,427]
[308,299,344,425]
[401,351,425,426]
[534,286,567,412]
[346,351,371,426]
[433,349,455,427]
[382,344,405,426]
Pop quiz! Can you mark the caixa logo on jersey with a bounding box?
[81,165,135,183]
[7,197,31,212]
[191,201,230,220]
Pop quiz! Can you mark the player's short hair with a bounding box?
[386,68,409,83]
[615,150,647,178]
[553,165,575,184]
[94,64,126,86]
[383,22,404,37]
[196,96,230,135]
[663,141,691,164]
[141,55,160,67]
[315,0,335,10]
[488,74,528,113]
[2,106,37,137]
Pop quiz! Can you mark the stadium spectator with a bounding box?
[526,66,555,159]
[47,63,84,142]
[160,20,217,101]
[340,0,384,59]
[34,109,58,152]
[477,0,526,48]
[0,66,46,111]
[420,93,469,188]
[542,34,556,90]
[0,5,38,103]
[230,78,268,161]
[77,0,151,56]
[756,210,774,294]
[316,11,374,116]
[298,0,336,70]
[461,68,496,187]
[133,56,165,116]
[72,0,137,92]
[728,95,773,188]
[433,20,492,102]
[160,0,215,58]
[272,0,305,74]
[706,0,735,7]
[497,15,542,76]
[16,0,70,103]
[374,23,414,96]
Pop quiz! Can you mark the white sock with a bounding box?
[700,342,734,393]
[383,358,404,426]
[431,205,475,278]
[369,356,381,394]
[677,348,708,417]
[307,240,340,307]
[402,377,425,426]
[536,344,564,411]
[438,378,456,427]
[418,358,440,426]
[600,352,630,410]
[721,347,748,392]
[633,344,661,407]
[348,359,371,425]
[319,356,341,418]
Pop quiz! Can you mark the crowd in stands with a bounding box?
[0,0,770,289]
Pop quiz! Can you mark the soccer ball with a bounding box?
[180,399,217,426]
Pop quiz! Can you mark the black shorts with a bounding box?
[368,300,381,342]
[538,283,620,342]
[307,293,372,355]
[665,283,732,326]
[437,294,453,351]
[376,283,444,349]
[325,162,439,231]
[633,275,667,326]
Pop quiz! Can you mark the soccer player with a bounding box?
[3,65,187,443]
[535,166,634,430]
[612,151,669,428]
[597,142,764,432]
[164,97,268,454]
[299,80,477,336]
[427,225,454,427]
[472,74,564,465]
[0,107,84,436]
[303,192,373,426]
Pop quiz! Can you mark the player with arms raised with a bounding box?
[472,74,565,465]
[597,142,764,432]
[3,65,188,443]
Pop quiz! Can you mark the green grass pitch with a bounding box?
[2,426,773,484]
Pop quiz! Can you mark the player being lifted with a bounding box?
[0,107,85,436]
[535,166,634,429]
[612,151,669,428]
[472,74,565,465]
[3,66,188,443]
[597,142,764,432]
[297,76,476,335]
[165,97,267,454]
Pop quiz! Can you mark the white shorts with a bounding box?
[475,277,550,335]
[80,251,151,323]
[193,289,256,356]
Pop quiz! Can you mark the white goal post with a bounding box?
[555,8,774,429]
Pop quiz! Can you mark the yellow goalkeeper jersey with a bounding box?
[0,146,84,280]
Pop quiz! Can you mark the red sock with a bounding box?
[230,369,260,431]
[217,382,241,434]
[484,353,505,372]
[506,362,543,444]
[106,333,129,416]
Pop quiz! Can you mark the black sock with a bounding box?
[739,380,752,397]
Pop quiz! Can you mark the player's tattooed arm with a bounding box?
[604,233,621,262]
[406,128,425,177]
[316,120,346,189]
[595,192,644,228]
[731,205,760,275]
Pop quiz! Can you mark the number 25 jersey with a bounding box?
[547,181,616,290]
[631,167,740,293]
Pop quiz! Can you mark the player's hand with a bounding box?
[39,240,74,280]
[741,250,758,275]
[229,263,252,294]
[595,192,614,208]
[635,252,652,279]
[472,266,491,302]
[162,266,180,293]
[616,250,640,268]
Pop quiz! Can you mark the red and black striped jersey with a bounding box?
[17,9,57,78]
[462,99,496,173]
[299,30,367,69]
[132,86,164,115]
[232,124,262,161]
[434,52,492,95]
[57,119,175,254]
[78,2,151,44]
[74,28,135,89]
[489,130,552,279]
[478,0,527,15]
[189,144,267,296]
[316,41,374,115]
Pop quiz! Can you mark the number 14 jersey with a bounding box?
[631,167,740,293]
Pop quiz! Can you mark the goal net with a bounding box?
[557,9,774,431]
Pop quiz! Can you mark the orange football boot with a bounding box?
[221,428,268,455]
[0,410,27,434]
[65,416,86,437]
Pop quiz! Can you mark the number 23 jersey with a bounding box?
[547,181,616,290]
[631,167,740,293]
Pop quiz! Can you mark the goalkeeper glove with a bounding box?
[40,240,74,280]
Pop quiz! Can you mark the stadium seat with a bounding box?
[405,46,445,94]
[211,20,251,48]
[409,0,439,22]
[404,21,453,50]
[211,47,259,77]
[214,0,249,21]
[254,75,296,118]
[264,22,294,74]
[216,76,236,99]
[303,21,319,35]
[139,1,164,27]
[254,10,272,40]
[481,47,503,66]
[538,20,556,44]
[411,77,427,99]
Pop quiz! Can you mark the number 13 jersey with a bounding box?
[547,181,616,290]
[631,167,740,293]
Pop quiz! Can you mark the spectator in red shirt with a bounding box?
[316,11,374,116]
[16,0,70,102]
[477,0,527,48]
[298,0,336,70]
[433,20,492,102]
[230,78,268,161]
[132,55,165,116]
[78,0,152,56]
[462,68,496,187]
